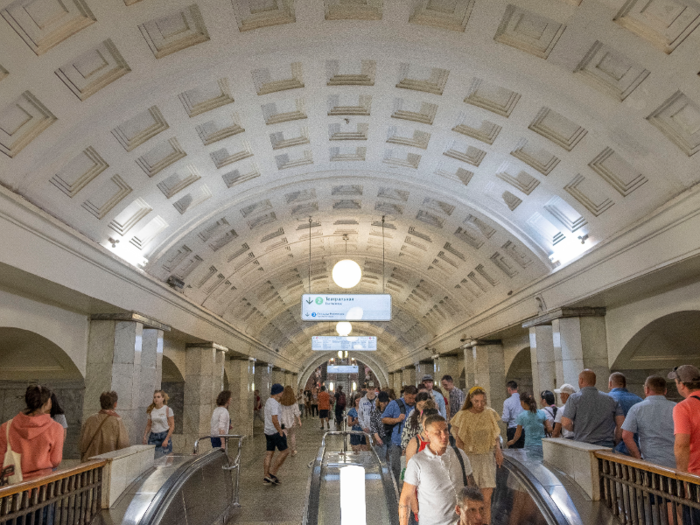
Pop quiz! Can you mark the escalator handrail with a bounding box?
[138,449,230,525]
[303,430,400,525]
[502,454,570,525]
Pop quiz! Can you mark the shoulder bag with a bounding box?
[2,419,23,485]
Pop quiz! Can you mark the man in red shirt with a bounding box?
[669,365,700,474]
[318,386,331,430]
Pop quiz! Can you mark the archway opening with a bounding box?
[506,347,533,397]
[0,327,84,459]
[161,355,185,435]
[612,310,700,399]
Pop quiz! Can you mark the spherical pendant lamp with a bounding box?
[336,322,352,336]
[332,259,362,289]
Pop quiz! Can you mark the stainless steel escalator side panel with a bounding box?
[141,449,234,525]
[303,431,400,525]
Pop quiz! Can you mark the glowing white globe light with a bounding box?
[336,322,352,336]
[332,260,362,289]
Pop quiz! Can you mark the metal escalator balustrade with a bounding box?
[303,430,400,525]
[96,434,244,525]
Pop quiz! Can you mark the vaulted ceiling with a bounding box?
[1,0,699,367]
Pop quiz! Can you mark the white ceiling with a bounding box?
[1,0,699,365]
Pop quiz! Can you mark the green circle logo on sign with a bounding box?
[315,297,323,305]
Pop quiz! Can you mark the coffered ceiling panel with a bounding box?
[1,0,699,366]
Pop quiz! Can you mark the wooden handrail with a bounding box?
[0,459,108,498]
[594,450,700,484]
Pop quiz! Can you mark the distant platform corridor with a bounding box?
[227,417,331,525]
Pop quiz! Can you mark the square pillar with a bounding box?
[402,367,416,387]
[85,314,171,447]
[183,343,227,452]
[524,308,608,390]
[226,358,254,438]
[463,346,476,389]
[552,316,610,387]
[415,362,430,383]
[392,372,402,394]
[435,355,460,383]
[529,325,556,397]
[284,372,293,386]
[255,363,273,407]
[471,342,506,418]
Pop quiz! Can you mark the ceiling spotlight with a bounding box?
[578,234,589,244]
[108,237,119,248]
[336,321,352,336]
[332,259,362,289]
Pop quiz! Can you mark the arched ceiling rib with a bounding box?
[1,0,699,364]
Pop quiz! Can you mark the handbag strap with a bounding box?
[4,419,12,451]
[84,414,112,454]
[451,444,468,486]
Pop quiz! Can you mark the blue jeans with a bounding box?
[149,430,172,459]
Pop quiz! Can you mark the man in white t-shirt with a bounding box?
[399,414,475,525]
[263,383,289,485]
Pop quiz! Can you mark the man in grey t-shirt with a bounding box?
[561,370,624,448]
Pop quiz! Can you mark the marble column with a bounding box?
[552,315,610,388]
[463,346,476,390]
[529,325,556,397]
[471,342,507,417]
[84,315,168,446]
[182,343,226,452]
[415,362,432,383]
[402,367,416,388]
[226,357,254,438]
[284,371,293,387]
[434,355,460,384]
[392,372,402,394]
[255,363,273,406]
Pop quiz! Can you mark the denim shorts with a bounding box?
[148,430,172,458]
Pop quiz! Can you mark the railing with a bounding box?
[0,460,107,525]
[192,434,245,508]
[596,450,700,525]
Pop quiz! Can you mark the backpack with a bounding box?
[338,393,346,408]
[383,399,406,438]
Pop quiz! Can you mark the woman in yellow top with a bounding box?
[450,386,504,525]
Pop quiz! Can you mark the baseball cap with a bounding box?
[667,365,700,383]
[421,374,434,382]
[554,383,576,395]
[271,383,284,395]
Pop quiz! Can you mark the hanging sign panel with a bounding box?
[327,365,359,374]
[301,294,392,321]
[312,336,377,351]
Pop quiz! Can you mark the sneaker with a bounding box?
[269,474,281,485]
[263,477,273,485]
[291,450,297,457]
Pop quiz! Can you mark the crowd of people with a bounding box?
[2,363,699,525]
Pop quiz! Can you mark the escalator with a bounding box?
[94,432,615,525]
[302,433,615,525]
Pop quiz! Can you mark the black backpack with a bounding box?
[383,399,406,437]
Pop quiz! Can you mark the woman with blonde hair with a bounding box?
[279,386,302,456]
[143,390,174,459]
[451,386,503,525]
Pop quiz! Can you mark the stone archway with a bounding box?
[611,310,700,398]
[297,352,389,391]
[506,347,533,396]
[161,355,185,435]
[0,327,85,460]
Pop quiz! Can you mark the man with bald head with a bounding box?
[561,369,625,448]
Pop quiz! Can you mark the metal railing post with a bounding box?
[193,434,246,508]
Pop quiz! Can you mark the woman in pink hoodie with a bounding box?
[0,385,65,481]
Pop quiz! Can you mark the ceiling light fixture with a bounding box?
[332,234,361,288]
[336,322,352,336]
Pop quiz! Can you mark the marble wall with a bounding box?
[0,380,84,459]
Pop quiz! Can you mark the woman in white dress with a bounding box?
[279,386,302,456]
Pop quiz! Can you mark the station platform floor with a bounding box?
[227,414,336,524]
